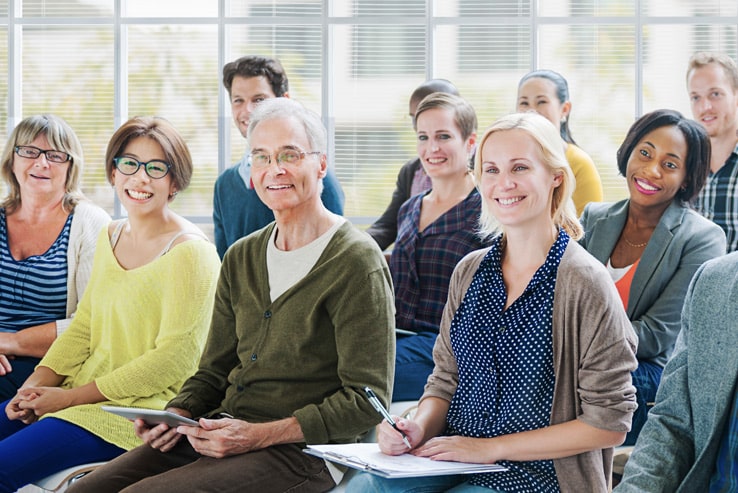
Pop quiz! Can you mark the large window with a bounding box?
[2,0,738,226]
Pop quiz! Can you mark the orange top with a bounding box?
[614,258,640,310]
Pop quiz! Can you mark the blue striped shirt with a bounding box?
[0,209,71,332]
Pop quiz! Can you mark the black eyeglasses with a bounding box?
[250,149,322,169]
[113,157,171,179]
[15,145,71,164]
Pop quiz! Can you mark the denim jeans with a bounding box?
[393,332,438,402]
[345,471,503,493]
[625,360,663,446]
[0,356,40,401]
[0,411,124,493]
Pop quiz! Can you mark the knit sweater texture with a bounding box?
[168,221,396,445]
[39,228,221,450]
[425,241,637,492]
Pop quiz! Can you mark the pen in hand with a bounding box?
[363,386,412,449]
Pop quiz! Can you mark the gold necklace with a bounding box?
[623,237,648,248]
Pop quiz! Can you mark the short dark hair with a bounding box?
[410,79,459,106]
[105,116,193,197]
[616,109,710,204]
[222,55,289,97]
[518,69,577,145]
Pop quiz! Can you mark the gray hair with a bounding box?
[247,98,327,152]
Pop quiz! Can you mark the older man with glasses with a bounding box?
[212,55,344,259]
[69,98,395,493]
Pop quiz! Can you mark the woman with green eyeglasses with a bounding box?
[0,116,221,491]
[0,114,110,401]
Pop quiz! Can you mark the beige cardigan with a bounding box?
[424,240,638,492]
[56,200,110,335]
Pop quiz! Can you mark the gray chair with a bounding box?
[31,462,107,492]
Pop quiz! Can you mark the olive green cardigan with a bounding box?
[169,221,396,445]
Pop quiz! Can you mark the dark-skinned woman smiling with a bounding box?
[579,109,726,445]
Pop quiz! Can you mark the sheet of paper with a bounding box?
[306,443,506,478]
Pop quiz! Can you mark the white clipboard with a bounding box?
[305,443,506,478]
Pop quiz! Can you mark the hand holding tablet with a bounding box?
[101,406,200,427]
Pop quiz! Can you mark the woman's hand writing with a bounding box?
[376,417,424,456]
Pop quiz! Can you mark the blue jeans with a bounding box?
[0,400,125,493]
[346,472,503,493]
[0,356,40,401]
[625,360,663,446]
[393,332,438,402]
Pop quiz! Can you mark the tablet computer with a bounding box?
[101,406,200,427]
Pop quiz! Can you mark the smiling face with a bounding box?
[230,75,278,138]
[517,77,570,132]
[415,107,475,181]
[626,125,688,212]
[479,129,562,232]
[249,116,326,214]
[688,62,738,140]
[12,134,70,201]
[112,136,176,215]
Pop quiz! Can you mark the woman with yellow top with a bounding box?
[580,109,725,446]
[517,69,603,214]
[0,116,221,492]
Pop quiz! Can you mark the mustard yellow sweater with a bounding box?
[566,143,603,215]
[39,228,221,450]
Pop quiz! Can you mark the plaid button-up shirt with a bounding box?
[694,143,738,252]
[390,189,487,334]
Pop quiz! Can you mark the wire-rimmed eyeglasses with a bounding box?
[250,149,322,169]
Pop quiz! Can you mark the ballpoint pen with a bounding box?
[363,386,412,449]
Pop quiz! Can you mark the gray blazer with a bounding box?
[580,199,726,366]
[615,252,738,492]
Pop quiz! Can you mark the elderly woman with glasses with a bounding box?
[0,116,221,492]
[0,114,110,401]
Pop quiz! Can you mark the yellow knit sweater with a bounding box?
[39,228,221,450]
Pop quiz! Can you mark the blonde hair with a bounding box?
[474,112,582,240]
[687,52,738,90]
[0,114,85,213]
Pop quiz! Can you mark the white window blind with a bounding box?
[22,0,112,17]
[0,0,737,225]
[21,24,115,209]
[126,24,220,218]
